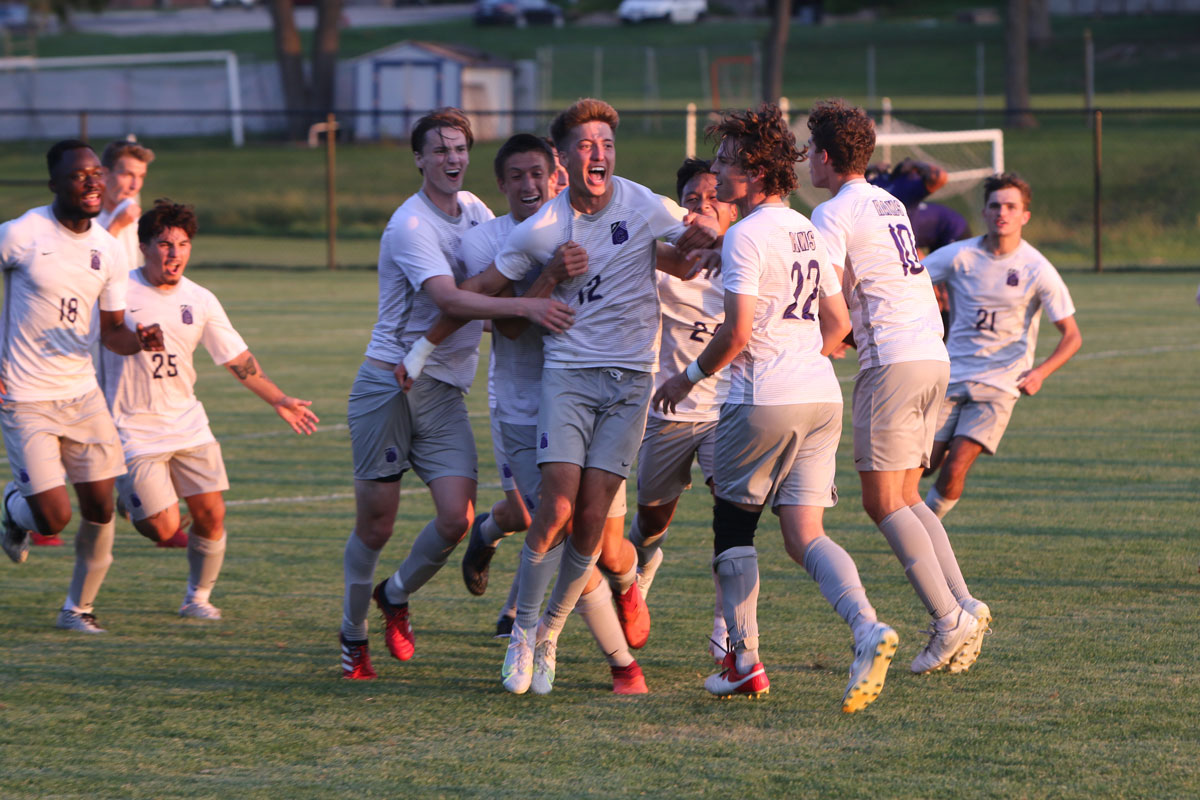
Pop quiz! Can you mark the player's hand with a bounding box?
[1016,368,1044,396]
[393,362,415,393]
[546,241,588,283]
[652,372,695,416]
[676,213,720,254]
[827,341,851,360]
[136,323,165,351]
[522,298,574,333]
[274,396,320,435]
[683,248,721,280]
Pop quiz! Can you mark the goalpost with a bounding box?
[0,51,245,147]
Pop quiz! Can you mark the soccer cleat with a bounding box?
[949,598,992,674]
[30,532,63,547]
[501,623,535,694]
[156,528,189,548]
[461,512,498,596]
[373,580,415,661]
[179,600,223,620]
[56,609,106,633]
[340,633,377,680]
[610,660,649,695]
[842,622,899,713]
[494,614,515,639]
[530,635,558,695]
[2,485,30,564]
[705,651,769,699]
[911,607,981,674]
[613,582,651,649]
[635,548,664,600]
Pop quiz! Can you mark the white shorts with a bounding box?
[635,416,716,507]
[852,360,949,471]
[500,421,625,519]
[536,367,652,478]
[490,410,515,493]
[933,381,1018,455]
[118,442,229,520]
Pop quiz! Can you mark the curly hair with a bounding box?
[410,107,474,154]
[983,172,1032,211]
[705,103,804,198]
[549,98,619,151]
[138,198,198,244]
[807,98,876,176]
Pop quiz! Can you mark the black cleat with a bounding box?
[461,512,498,596]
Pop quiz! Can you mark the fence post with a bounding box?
[78,111,88,142]
[1092,109,1102,273]
[976,42,985,127]
[326,112,338,271]
[866,45,876,111]
[643,46,659,133]
[685,102,696,159]
[1083,28,1094,119]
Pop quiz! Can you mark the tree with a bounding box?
[1004,0,1037,129]
[762,0,793,105]
[267,0,344,140]
[1029,0,1052,48]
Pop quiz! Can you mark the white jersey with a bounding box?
[925,236,1076,397]
[100,269,248,459]
[495,176,687,373]
[652,266,727,422]
[721,204,843,407]
[462,214,544,426]
[812,179,947,370]
[0,205,129,402]
[365,190,493,392]
[97,198,142,269]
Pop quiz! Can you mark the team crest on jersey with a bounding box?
[539,433,549,449]
[89,250,101,270]
[610,221,629,245]
[18,469,29,483]
[1006,269,1020,287]
[180,305,194,325]
[130,493,142,508]
[502,463,513,478]
[385,446,398,464]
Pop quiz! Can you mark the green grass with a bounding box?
[1,268,1198,798]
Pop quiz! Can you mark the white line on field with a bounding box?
[226,482,505,508]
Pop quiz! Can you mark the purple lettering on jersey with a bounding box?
[180,305,194,325]
[384,447,398,464]
[610,221,629,245]
[1006,269,1019,287]
[89,250,100,270]
[18,469,29,483]
[540,432,549,449]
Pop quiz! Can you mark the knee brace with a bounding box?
[712,497,762,555]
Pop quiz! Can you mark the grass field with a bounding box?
[1,267,1197,799]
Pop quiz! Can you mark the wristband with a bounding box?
[402,336,436,381]
[685,359,709,384]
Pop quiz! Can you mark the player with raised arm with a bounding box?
[923,173,1081,520]
[338,109,573,680]
[655,104,898,711]
[807,98,987,675]
[98,139,154,271]
[99,200,319,620]
[0,140,164,633]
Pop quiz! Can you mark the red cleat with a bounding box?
[373,580,415,661]
[156,528,189,548]
[340,633,377,680]
[30,532,63,547]
[614,582,650,649]
[704,651,770,699]
[610,660,649,694]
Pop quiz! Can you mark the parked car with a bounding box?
[474,0,563,27]
[618,0,707,24]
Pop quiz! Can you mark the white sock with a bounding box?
[801,536,877,631]
[607,563,637,597]
[714,545,760,672]
[185,530,227,605]
[499,571,520,621]
[878,507,959,619]
[543,538,600,634]
[341,531,381,640]
[64,518,115,614]
[515,541,564,631]
[910,501,972,604]
[574,580,634,667]
[386,519,456,604]
[925,486,959,519]
[5,482,38,532]
[480,513,507,547]
[629,512,668,567]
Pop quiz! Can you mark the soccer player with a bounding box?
[923,173,1081,519]
[98,139,154,271]
[0,140,164,633]
[629,156,736,660]
[99,199,319,620]
[807,98,988,675]
[655,104,898,712]
[338,108,573,680]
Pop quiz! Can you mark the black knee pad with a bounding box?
[712,497,762,555]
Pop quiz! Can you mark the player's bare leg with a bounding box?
[54,478,117,633]
[925,436,986,519]
[629,499,676,598]
[177,492,227,619]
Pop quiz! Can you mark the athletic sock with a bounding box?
[498,571,520,621]
[801,535,877,633]
[574,579,634,668]
[711,568,728,647]
[877,507,959,619]
[542,538,600,634]
[924,486,959,520]
[341,531,381,641]
[5,483,38,532]
[607,563,637,597]
[385,520,456,605]
[63,518,115,614]
[479,513,507,547]
[515,540,565,631]
[910,501,972,603]
[629,512,668,567]
[185,529,227,605]
[713,545,760,672]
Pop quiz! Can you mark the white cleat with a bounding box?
[635,548,664,600]
[949,598,992,674]
[911,608,980,674]
[501,623,534,694]
[56,609,106,634]
[180,600,223,620]
[530,635,558,695]
[842,622,899,713]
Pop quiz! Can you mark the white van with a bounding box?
[617,0,708,24]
